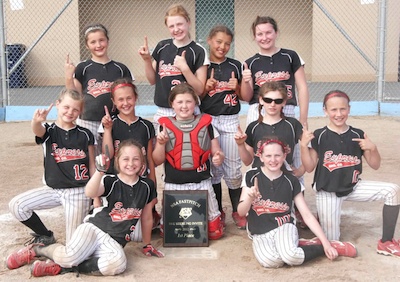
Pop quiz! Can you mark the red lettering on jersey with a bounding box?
[208,81,232,97]
[87,79,113,98]
[252,198,290,215]
[109,201,142,222]
[159,60,182,78]
[275,214,291,226]
[51,143,86,163]
[254,71,290,87]
[323,151,361,172]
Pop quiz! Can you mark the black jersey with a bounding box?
[245,49,302,105]
[74,59,132,121]
[152,39,209,108]
[243,167,302,235]
[245,118,303,167]
[107,116,155,174]
[311,126,364,197]
[36,123,95,189]
[200,58,242,116]
[88,176,157,247]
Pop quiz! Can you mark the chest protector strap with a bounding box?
[159,114,212,170]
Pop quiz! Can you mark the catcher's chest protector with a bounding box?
[159,114,212,170]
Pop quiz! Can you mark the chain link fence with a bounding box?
[1,0,400,110]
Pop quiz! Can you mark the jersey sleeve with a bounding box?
[289,50,303,74]
[73,61,86,83]
[245,123,255,147]
[35,123,51,144]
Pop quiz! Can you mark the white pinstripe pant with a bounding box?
[210,114,242,189]
[164,179,220,221]
[52,223,126,276]
[252,223,304,268]
[9,186,90,242]
[315,180,400,241]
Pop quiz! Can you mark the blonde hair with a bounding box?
[164,3,191,25]
[114,139,145,174]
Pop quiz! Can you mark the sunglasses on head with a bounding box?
[261,97,284,104]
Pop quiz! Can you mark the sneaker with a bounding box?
[31,260,61,277]
[220,211,226,227]
[298,237,357,257]
[330,241,357,258]
[25,231,56,246]
[232,212,246,229]
[152,211,161,230]
[6,244,37,269]
[377,239,400,257]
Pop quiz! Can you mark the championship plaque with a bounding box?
[163,190,208,247]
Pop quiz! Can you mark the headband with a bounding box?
[84,25,106,36]
[323,91,350,106]
[112,83,135,94]
[258,139,286,155]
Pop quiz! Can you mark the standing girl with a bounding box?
[138,3,209,130]
[238,137,356,268]
[300,90,400,257]
[7,139,163,277]
[65,23,133,143]
[201,25,245,229]
[241,16,309,126]
[100,78,159,238]
[153,83,224,240]
[8,89,95,245]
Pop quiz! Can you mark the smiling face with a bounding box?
[111,86,137,117]
[259,142,286,173]
[324,96,350,131]
[171,93,196,120]
[86,30,109,60]
[207,31,232,62]
[254,23,278,53]
[166,15,190,43]
[115,145,144,177]
[56,94,82,125]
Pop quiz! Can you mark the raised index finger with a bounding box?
[66,53,70,64]
[209,68,214,79]
[104,105,110,117]
[144,36,148,48]
[46,103,54,113]
[243,62,249,70]
[231,71,235,78]
[254,176,259,192]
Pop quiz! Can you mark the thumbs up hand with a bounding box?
[242,62,252,83]
[228,71,238,90]
[173,50,189,72]
[212,150,225,167]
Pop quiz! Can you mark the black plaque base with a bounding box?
[163,190,208,247]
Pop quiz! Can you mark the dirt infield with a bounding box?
[1,116,400,281]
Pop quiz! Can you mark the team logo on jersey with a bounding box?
[51,143,86,163]
[323,151,361,172]
[254,71,290,87]
[208,81,232,97]
[159,60,182,78]
[109,201,142,222]
[252,198,289,216]
[87,79,113,98]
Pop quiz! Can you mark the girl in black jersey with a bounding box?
[238,137,356,268]
[7,139,163,277]
[301,90,400,258]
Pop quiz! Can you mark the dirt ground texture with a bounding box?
[0,115,400,282]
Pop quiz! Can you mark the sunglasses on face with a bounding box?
[261,97,284,104]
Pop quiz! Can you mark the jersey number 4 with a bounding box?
[73,164,89,181]
[223,94,238,106]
